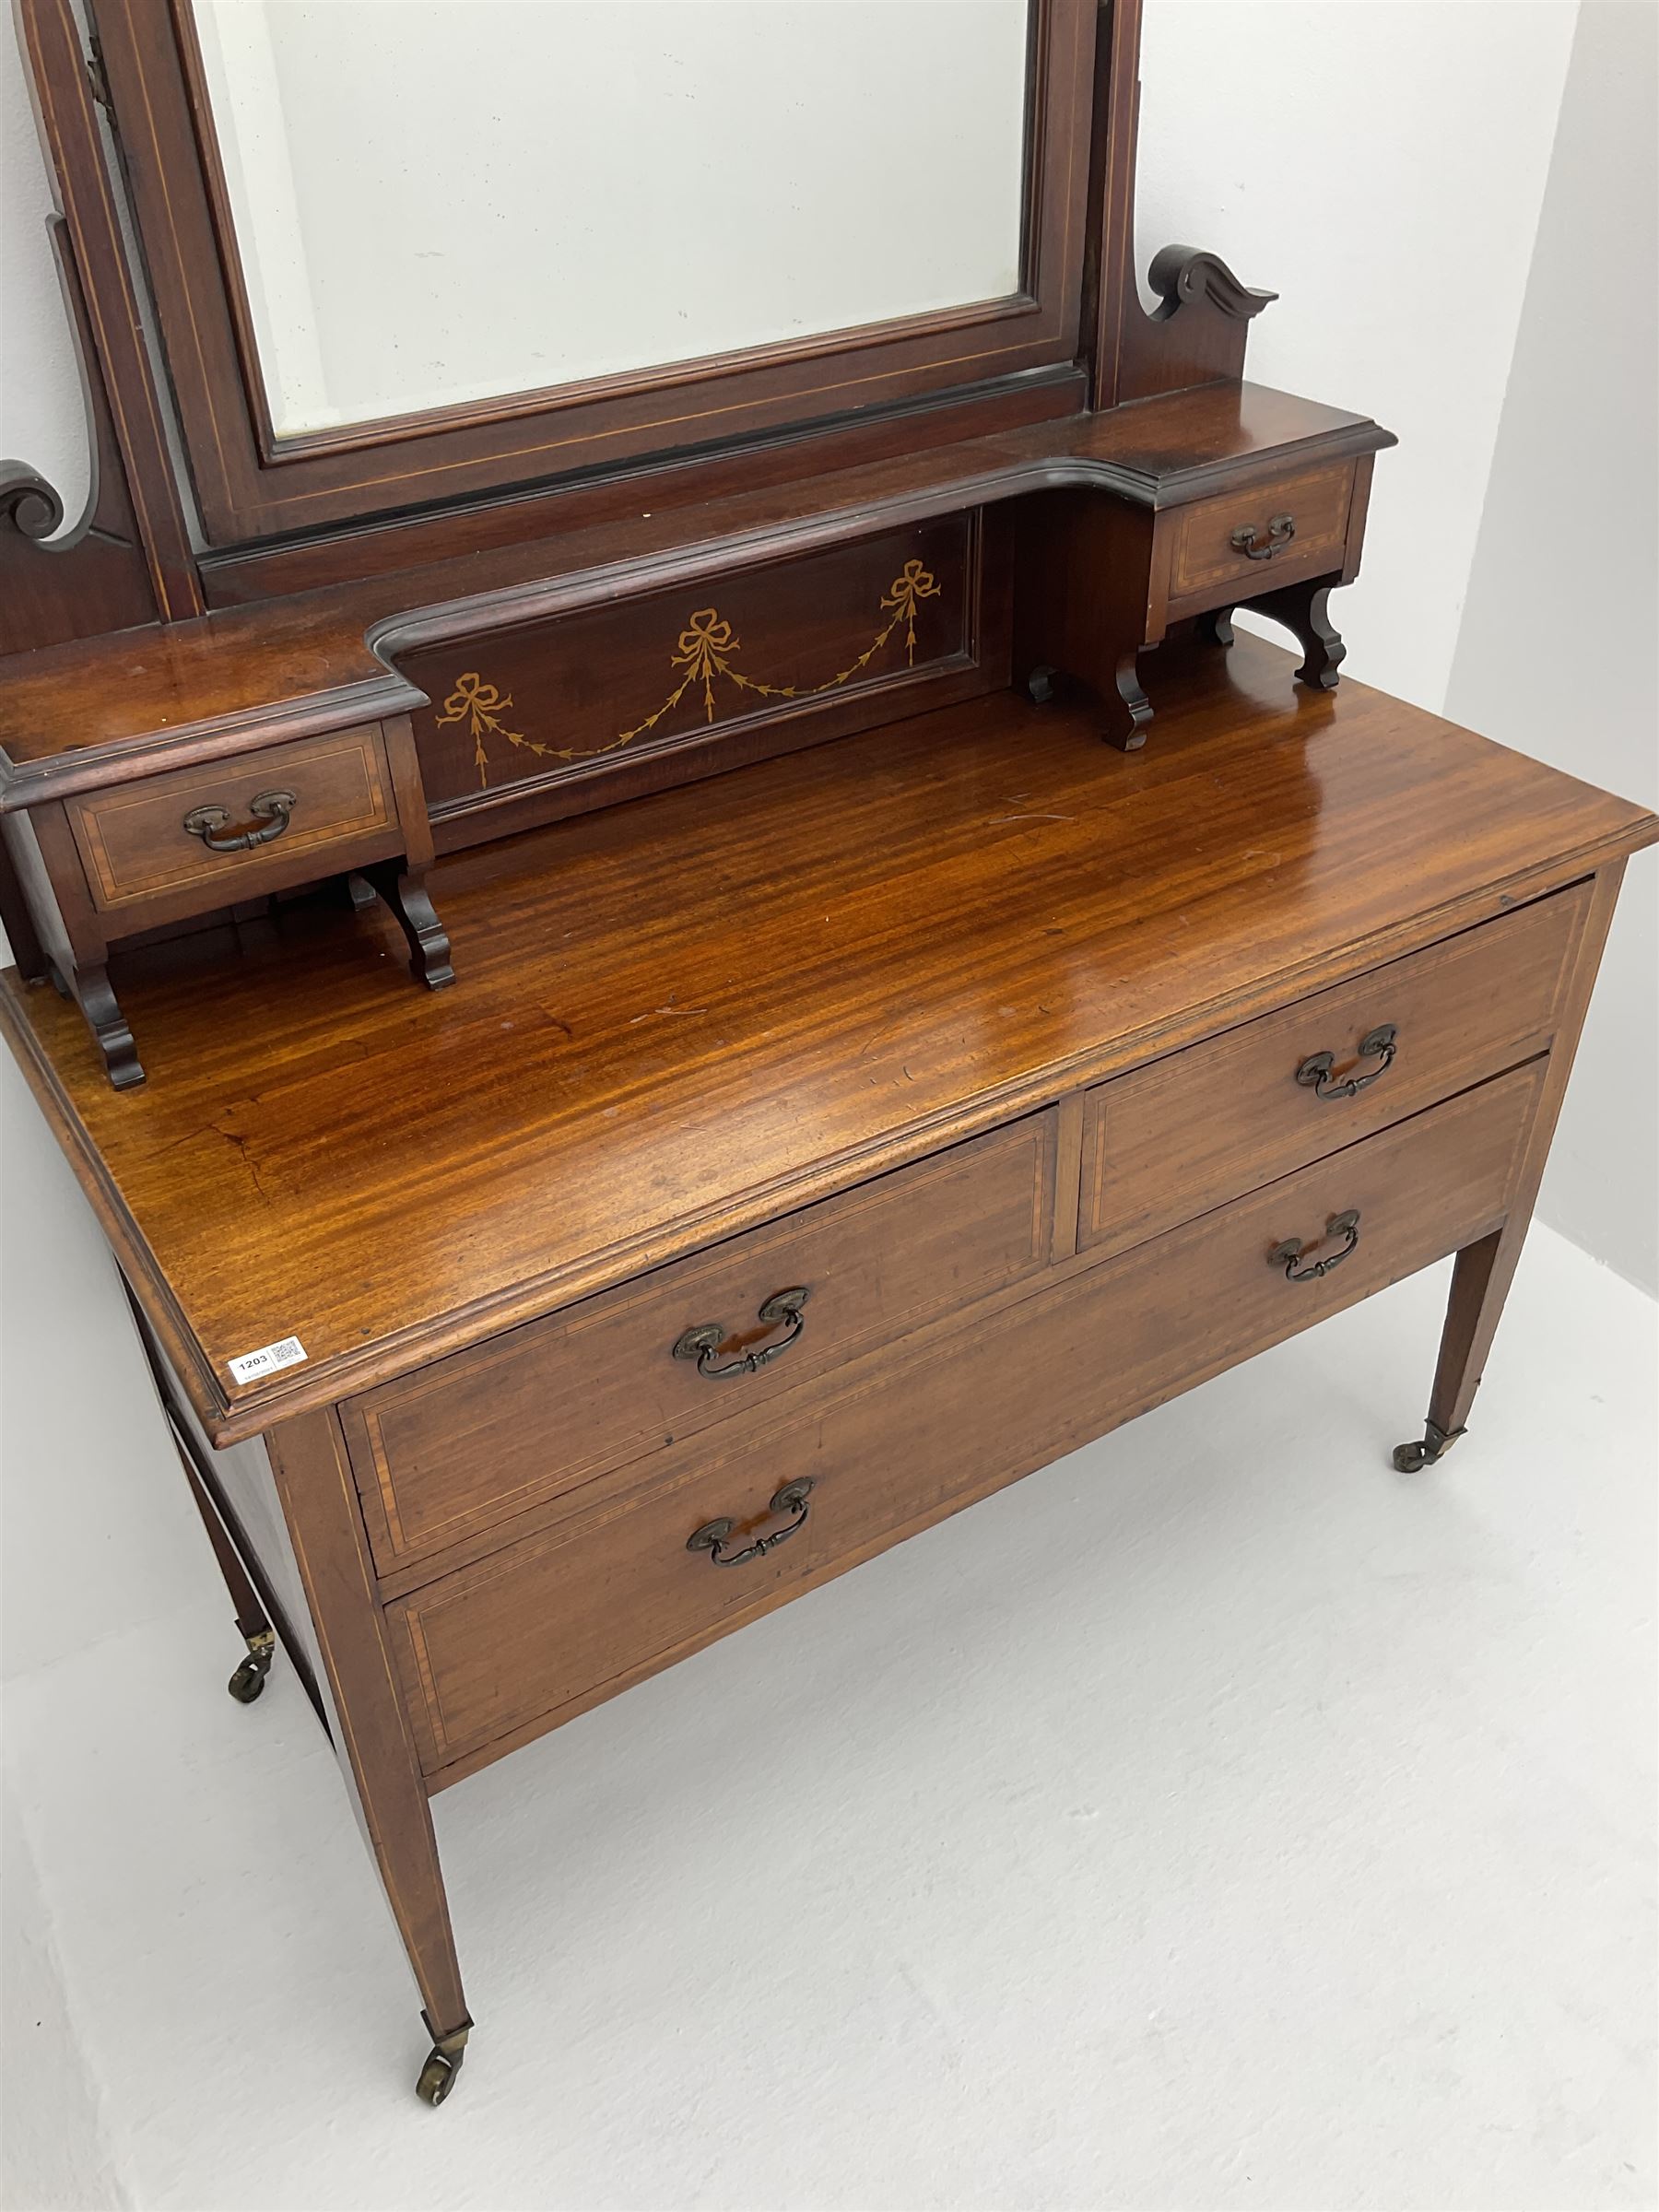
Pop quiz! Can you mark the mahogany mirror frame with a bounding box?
[86,0,1098,547]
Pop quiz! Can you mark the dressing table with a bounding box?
[2,0,1652,2107]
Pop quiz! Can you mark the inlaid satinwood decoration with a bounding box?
[436,560,942,790]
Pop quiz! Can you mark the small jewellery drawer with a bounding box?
[66,724,401,915]
[1164,462,1356,606]
[345,1109,1058,1577]
[387,1062,1543,1782]
[1081,883,1589,1259]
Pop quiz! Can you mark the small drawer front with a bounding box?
[346,1109,1058,1576]
[389,1063,1544,1781]
[67,724,398,912]
[1081,884,1588,1260]
[1166,463,1355,606]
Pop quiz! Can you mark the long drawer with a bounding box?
[346,1108,1058,1575]
[387,1061,1544,1783]
[1080,883,1587,1259]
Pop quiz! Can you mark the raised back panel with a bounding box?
[400,513,1007,846]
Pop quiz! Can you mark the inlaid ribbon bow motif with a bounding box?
[434,673,536,785]
[880,559,942,661]
[444,559,944,789]
[673,610,741,721]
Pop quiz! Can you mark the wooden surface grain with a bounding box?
[393,1060,1546,1784]
[342,1109,1057,1580]
[2,634,1652,1444]
[0,387,1392,784]
[1079,878,1592,1258]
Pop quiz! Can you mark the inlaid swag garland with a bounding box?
[434,559,943,790]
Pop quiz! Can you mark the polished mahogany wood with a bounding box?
[1078,880,1592,1259]
[342,1109,1057,1579]
[1,636,1652,1450]
[1165,461,1354,604]
[65,724,398,914]
[6,0,1650,2113]
[0,389,1393,792]
[13,715,440,1087]
[1013,453,1374,747]
[403,512,1001,830]
[1402,859,1630,1468]
[264,1407,471,2056]
[198,371,1087,610]
[391,1062,1544,1785]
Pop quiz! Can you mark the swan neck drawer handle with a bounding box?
[1295,1023,1398,1101]
[672,1286,809,1378]
[182,789,297,853]
[1230,512,1296,561]
[687,1480,814,1567]
[1270,1208,1361,1282]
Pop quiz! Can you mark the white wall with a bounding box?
[0,6,85,517]
[1134,0,1657,1294]
[1135,0,1579,716]
[0,1,1651,1693]
[1443,1,1659,1294]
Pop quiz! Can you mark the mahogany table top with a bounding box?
[3,634,1650,1442]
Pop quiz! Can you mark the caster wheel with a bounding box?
[1391,1441,1428,1473]
[227,1629,275,1703]
[417,2048,461,2106]
[1025,665,1057,704]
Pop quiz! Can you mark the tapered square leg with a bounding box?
[1393,863,1628,1472]
[266,1410,474,2103]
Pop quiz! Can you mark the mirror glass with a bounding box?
[191,0,1033,441]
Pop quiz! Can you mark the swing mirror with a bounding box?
[190,0,1036,440]
[87,0,1093,545]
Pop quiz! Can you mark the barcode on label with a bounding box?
[228,1335,308,1385]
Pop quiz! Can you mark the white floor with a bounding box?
[2,1225,1654,2212]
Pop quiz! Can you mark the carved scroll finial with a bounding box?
[1,466,68,545]
[1146,246,1277,324]
[0,217,161,653]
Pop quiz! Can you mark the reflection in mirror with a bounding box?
[191,0,1033,441]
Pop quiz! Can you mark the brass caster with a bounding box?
[227,1627,276,1704]
[1025,664,1057,704]
[416,2014,472,2108]
[416,2048,460,2106]
[1391,1419,1465,1474]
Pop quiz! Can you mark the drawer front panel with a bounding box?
[1081,885,1588,1260]
[389,1064,1543,1780]
[1167,463,1354,605]
[68,725,397,912]
[347,1109,1058,1575]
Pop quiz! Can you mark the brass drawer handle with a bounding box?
[1270,1207,1360,1282]
[672,1286,808,1378]
[688,1479,814,1567]
[1295,1023,1398,1101]
[1230,512,1296,562]
[182,789,297,853]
